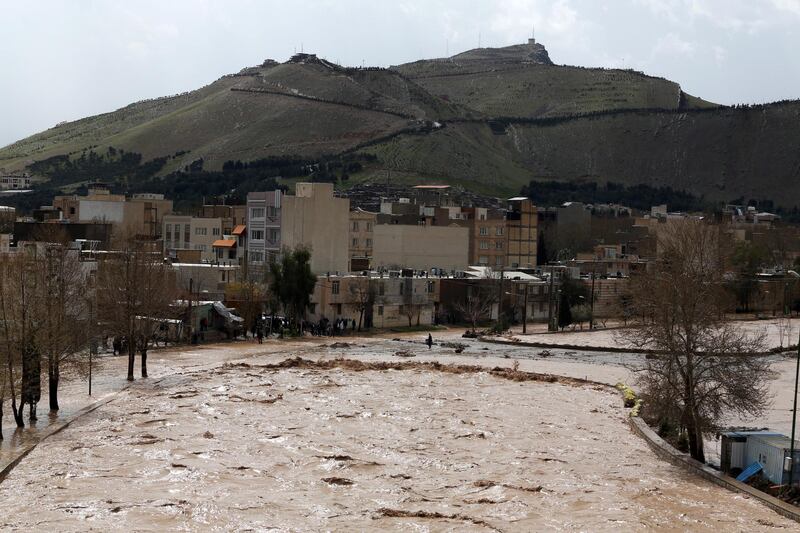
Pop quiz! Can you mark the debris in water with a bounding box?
[322,477,354,486]
[203,431,214,439]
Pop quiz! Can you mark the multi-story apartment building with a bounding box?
[464,207,507,268]
[163,215,223,262]
[197,204,247,234]
[506,197,537,269]
[281,183,349,274]
[245,191,282,266]
[349,208,376,271]
[52,184,173,238]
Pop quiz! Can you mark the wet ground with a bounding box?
[0,335,796,531]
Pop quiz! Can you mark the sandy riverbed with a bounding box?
[0,344,794,531]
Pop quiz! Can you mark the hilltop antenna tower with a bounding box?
[478,31,481,48]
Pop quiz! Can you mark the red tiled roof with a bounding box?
[212,239,236,248]
[232,225,246,236]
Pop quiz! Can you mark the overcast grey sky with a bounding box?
[2,0,799,148]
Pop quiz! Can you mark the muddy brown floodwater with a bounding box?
[0,340,795,532]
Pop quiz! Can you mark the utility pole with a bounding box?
[187,278,193,344]
[522,283,528,334]
[547,263,556,331]
[496,266,505,323]
[789,327,800,487]
[590,259,597,330]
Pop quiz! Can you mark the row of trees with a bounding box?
[0,231,183,438]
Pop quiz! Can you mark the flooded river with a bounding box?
[0,337,795,531]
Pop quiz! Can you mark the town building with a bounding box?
[309,273,440,329]
[13,221,112,250]
[246,190,282,266]
[463,207,507,267]
[162,215,223,262]
[197,204,247,234]
[372,224,469,272]
[171,262,240,302]
[52,184,173,238]
[506,197,538,268]
[0,174,32,190]
[349,208,376,271]
[281,183,349,274]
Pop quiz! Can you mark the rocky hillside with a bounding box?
[2,41,799,208]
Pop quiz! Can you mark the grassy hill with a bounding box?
[2,41,799,209]
[358,102,800,204]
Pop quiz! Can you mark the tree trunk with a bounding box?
[11,396,23,428]
[49,369,59,411]
[127,340,135,381]
[141,348,148,378]
[686,422,705,463]
[0,398,4,440]
[49,359,59,411]
[29,400,37,422]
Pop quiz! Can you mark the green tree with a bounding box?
[268,247,317,331]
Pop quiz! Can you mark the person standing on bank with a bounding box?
[426,333,433,349]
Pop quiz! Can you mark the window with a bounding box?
[495,241,504,250]
[496,227,504,236]
[352,221,359,231]
[69,207,76,215]
[426,281,435,293]
[220,271,226,283]
[166,224,172,240]
[366,238,372,247]
[379,282,385,296]
[251,207,265,218]
[174,224,181,242]
[195,227,207,236]
[250,229,264,240]
[184,226,190,243]
[267,206,277,218]
[336,303,342,314]
[377,305,384,316]
[332,281,340,294]
[249,251,264,263]
[268,229,279,242]
[352,238,359,247]
[495,256,504,266]
[479,256,488,265]
[479,241,489,250]
[366,222,373,232]
[212,227,220,236]
[309,303,316,314]
[479,226,488,236]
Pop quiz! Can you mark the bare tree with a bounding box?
[454,282,496,333]
[0,254,25,428]
[35,235,92,411]
[620,220,773,462]
[348,277,374,331]
[97,237,178,380]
